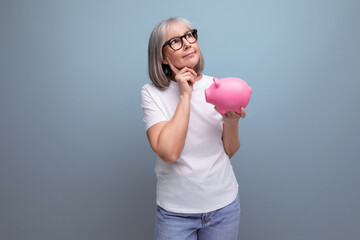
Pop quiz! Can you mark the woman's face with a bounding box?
[162,22,200,71]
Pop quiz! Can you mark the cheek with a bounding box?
[167,53,183,65]
[162,50,169,60]
[162,49,173,59]
[162,48,174,60]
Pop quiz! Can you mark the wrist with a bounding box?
[223,118,239,126]
[180,93,192,100]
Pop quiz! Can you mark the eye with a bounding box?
[185,32,192,38]
[170,38,180,45]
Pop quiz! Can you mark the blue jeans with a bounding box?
[155,194,240,240]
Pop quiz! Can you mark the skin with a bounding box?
[146,22,246,162]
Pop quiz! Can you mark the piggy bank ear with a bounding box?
[213,78,221,88]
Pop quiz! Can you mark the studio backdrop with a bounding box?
[1,0,359,239]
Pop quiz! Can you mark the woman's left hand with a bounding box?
[214,107,246,124]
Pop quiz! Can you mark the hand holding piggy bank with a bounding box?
[205,77,252,114]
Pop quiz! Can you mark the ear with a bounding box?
[213,78,221,88]
[162,58,168,64]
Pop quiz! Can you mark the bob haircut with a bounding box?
[148,17,204,89]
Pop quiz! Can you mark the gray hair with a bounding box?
[148,17,204,89]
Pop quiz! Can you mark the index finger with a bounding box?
[167,58,197,76]
[183,67,197,77]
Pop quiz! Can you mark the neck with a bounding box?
[194,74,202,82]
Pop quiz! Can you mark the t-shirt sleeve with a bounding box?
[141,86,168,131]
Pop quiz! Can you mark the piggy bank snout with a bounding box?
[204,88,211,102]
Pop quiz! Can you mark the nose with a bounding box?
[182,38,191,49]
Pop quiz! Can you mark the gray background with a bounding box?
[1,0,359,239]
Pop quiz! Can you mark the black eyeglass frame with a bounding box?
[162,29,198,51]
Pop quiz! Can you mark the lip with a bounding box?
[183,52,195,58]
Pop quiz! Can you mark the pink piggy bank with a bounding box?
[205,77,252,114]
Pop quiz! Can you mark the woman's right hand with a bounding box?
[166,58,197,96]
[146,59,195,162]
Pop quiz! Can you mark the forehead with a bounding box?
[166,22,191,39]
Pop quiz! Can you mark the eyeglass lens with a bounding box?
[170,30,197,50]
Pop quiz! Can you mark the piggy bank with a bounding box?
[205,77,252,114]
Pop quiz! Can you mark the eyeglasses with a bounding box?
[162,29,198,51]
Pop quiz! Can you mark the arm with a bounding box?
[146,93,191,162]
[146,59,197,163]
[216,107,246,159]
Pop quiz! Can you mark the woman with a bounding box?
[141,17,246,240]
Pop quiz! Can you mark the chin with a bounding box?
[185,59,200,69]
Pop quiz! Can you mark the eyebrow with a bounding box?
[166,29,191,41]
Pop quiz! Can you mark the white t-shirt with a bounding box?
[141,74,239,214]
